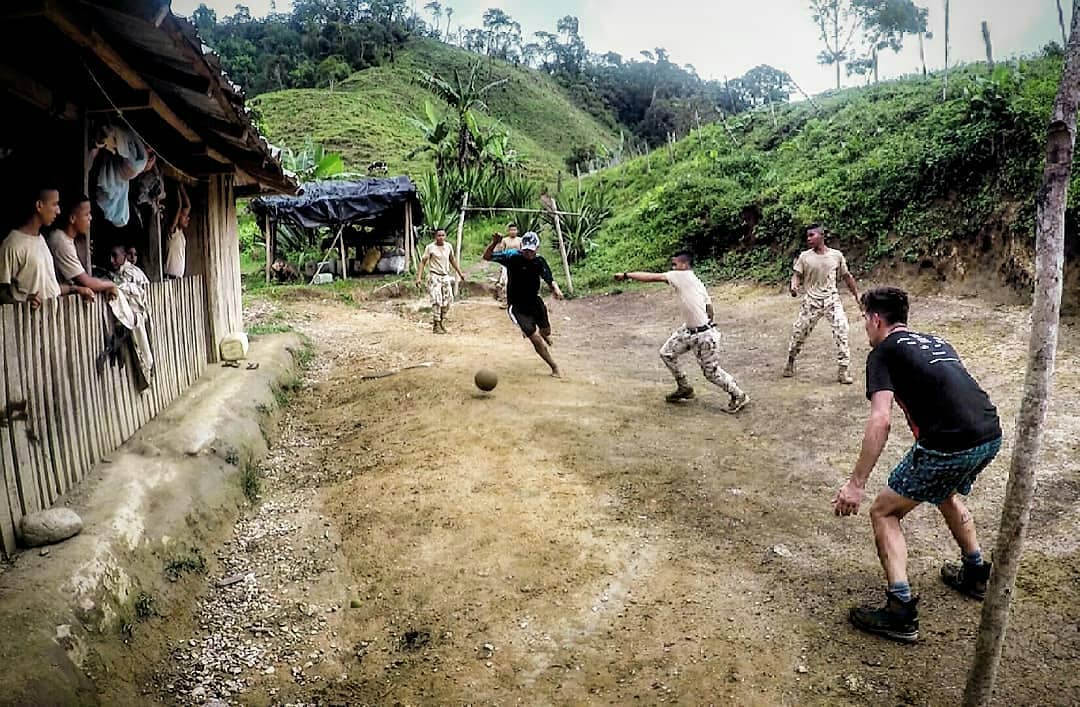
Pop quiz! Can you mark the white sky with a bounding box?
[172,0,1069,95]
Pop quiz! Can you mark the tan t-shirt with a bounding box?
[794,248,849,300]
[0,229,62,301]
[422,242,453,277]
[665,269,711,329]
[47,229,86,283]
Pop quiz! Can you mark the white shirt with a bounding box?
[165,227,186,278]
[47,229,86,283]
[665,269,711,329]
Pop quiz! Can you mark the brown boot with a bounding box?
[782,356,796,378]
[437,320,448,334]
[433,318,444,334]
[665,384,696,403]
[838,365,853,384]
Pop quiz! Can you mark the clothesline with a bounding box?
[461,207,583,216]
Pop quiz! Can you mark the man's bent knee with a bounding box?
[870,488,920,521]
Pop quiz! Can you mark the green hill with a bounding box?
[571,51,1078,303]
[251,38,617,183]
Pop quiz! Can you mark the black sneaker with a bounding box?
[665,386,695,403]
[941,560,992,600]
[849,593,919,643]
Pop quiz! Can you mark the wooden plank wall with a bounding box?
[191,174,241,363]
[0,276,207,557]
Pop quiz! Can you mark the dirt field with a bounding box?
[128,280,1079,706]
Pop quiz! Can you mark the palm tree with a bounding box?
[444,6,454,42]
[416,62,508,170]
[424,1,442,38]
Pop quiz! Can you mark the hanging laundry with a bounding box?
[94,125,153,227]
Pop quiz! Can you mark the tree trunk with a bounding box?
[1059,0,1069,48]
[873,46,879,84]
[919,31,927,78]
[982,21,994,72]
[962,2,1080,705]
[834,5,841,90]
[943,0,951,100]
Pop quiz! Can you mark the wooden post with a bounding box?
[550,198,574,296]
[982,21,994,72]
[1059,0,1069,48]
[263,218,272,284]
[79,109,92,272]
[454,192,468,296]
[146,205,163,282]
[404,204,412,273]
[339,225,348,279]
[943,0,951,101]
[918,31,928,79]
[963,3,1080,703]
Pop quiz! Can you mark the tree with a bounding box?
[316,54,351,90]
[850,0,930,83]
[424,1,442,38]
[963,2,1080,704]
[444,6,454,42]
[810,0,862,89]
[416,62,508,169]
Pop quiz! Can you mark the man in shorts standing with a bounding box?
[833,287,1002,643]
[483,231,563,377]
[416,228,466,334]
[784,224,860,383]
[615,250,749,413]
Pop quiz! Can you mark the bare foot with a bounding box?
[550,367,562,378]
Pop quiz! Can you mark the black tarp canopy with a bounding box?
[250,177,420,229]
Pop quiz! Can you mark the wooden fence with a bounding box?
[0,276,208,557]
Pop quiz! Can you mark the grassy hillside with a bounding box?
[572,53,1074,293]
[251,38,617,184]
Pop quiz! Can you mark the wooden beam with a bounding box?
[42,0,200,142]
[0,63,77,119]
[122,52,212,94]
[85,88,151,112]
[0,1,45,21]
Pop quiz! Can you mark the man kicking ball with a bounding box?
[833,287,1002,643]
[784,224,860,383]
[614,251,750,413]
[483,231,563,377]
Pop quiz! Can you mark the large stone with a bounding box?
[20,508,83,547]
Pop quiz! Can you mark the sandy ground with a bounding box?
[125,281,1079,706]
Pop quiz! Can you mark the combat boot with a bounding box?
[838,364,854,384]
[437,320,448,334]
[849,593,919,644]
[665,384,695,403]
[941,560,992,600]
[433,318,444,334]
[782,356,796,378]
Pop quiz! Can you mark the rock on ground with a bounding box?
[20,508,83,547]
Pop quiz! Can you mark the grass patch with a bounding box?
[165,549,207,582]
[240,461,261,504]
[248,322,294,336]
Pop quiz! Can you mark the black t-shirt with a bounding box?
[492,252,553,309]
[866,330,1001,452]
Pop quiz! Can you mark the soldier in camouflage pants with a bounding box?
[787,294,851,369]
[660,327,742,398]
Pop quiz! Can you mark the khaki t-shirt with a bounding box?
[794,248,849,300]
[665,269,711,329]
[0,229,62,301]
[47,229,86,283]
[422,242,453,277]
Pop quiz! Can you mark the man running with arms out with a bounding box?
[416,229,466,334]
[833,287,1002,643]
[483,231,563,377]
[784,224,860,384]
[614,251,750,413]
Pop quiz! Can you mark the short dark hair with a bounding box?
[507,222,518,229]
[672,250,694,266]
[861,286,909,325]
[806,223,824,234]
[60,194,91,225]
[23,185,58,221]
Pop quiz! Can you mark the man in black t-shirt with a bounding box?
[483,231,563,377]
[832,287,1002,644]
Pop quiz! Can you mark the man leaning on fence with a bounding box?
[47,194,117,299]
[0,186,94,309]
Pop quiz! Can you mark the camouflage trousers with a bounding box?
[787,295,850,367]
[660,327,743,396]
[427,274,454,319]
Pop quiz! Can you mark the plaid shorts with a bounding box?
[888,437,1002,505]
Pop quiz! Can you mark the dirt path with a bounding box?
[144,284,1079,706]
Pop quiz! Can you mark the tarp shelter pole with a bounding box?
[309,224,344,285]
[264,218,272,285]
[454,192,469,296]
[339,225,348,280]
[550,199,574,295]
[404,202,413,273]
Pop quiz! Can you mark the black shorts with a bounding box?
[507,299,549,337]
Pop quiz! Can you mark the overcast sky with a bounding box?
[172,1,1069,95]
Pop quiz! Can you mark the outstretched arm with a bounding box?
[844,272,860,302]
[614,271,668,283]
[833,390,893,516]
[450,251,466,280]
[72,272,118,297]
